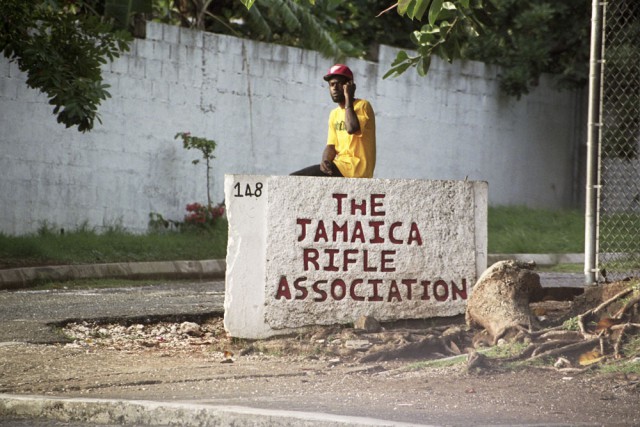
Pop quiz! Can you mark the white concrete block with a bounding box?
[0,77,19,100]
[129,57,146,79]
[145,22,164,41]
[146,59,163,80]
[224,175,289,339]
[110,56,129,75]
[225,175,487,338]
[163,25,180,45]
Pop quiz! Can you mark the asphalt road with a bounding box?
[0,272,585,345]
[0,280,225,344]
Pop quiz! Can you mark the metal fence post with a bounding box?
[584,0,604,285]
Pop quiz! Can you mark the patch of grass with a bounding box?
[404,354,468,370]
[482,341,528,359]
[0,206,587,269]
[562,316,580,331]
[0,219,227,269]
[598,335,640,375]
[537,263,583,273]
[600,213,640,253]
[489,205,584,253]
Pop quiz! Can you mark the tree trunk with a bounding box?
[466,260,542,343]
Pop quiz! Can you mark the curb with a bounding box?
[0,394,427,427]
[0,255,583,291]
[0,260,225,290]
[487,253,583,266]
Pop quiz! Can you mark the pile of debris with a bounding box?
[62,261,640,373]
[465,260,640,371]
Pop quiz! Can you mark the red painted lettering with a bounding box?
[350,279,365,301]
[323,248,340,272]
[293,277,308,300]
[370,194,386,216]
[402,279,416,300]
[314,220,328,242]
[275,276,291,300]
[343,249,358,271]
[332,193,347,215]
[351,199,366,215]
[407,223,423,246]
[312,280,328,302]
[303,248,319,271]
[296,218,311,242]
[369,221,384,243]
[331,279,346,300]
[351,221,365,243]
[451,279,467,300]
[362,249,377,272]
[387,280,402,302]
[381,250,396,272]
[433,280,449,302]
[420,281,431,300]
[332,221,348,242]
[389,222,403,244]
[368,279,383,301]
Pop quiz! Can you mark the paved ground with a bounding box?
[0,281,224,344]
[2,268,638,426]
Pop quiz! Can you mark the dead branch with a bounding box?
[589,288,633,316]
[537,330,584,342]
[531,339,584,357]
[614,292,640,319]
[611,323,640,330]
[528,338,600,361]
[578,287,634,334]
[614,323,631,358]
[524,325,567,338]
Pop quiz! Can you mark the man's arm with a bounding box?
[343,81,361,135]
[320,144,337,175]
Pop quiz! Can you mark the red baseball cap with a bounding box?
[323,64,353,81]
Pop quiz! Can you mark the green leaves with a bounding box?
[1,0,132,132]
[384,0,499,78]
[236,0,345,59]
[105,0,152,30]
[384,0,478,79]
[464,0,589,98]
[428,0,444,25]
[175,132,218,208]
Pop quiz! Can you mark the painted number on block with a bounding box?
[234,182,263,198]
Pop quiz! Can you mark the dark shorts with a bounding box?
[290,163,344,177]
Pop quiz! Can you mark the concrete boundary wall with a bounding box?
[0,22,583,235]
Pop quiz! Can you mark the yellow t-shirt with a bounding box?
[327,99,376,178]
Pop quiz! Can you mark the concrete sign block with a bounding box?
[224,175,487,339]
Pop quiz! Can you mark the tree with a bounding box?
[0,0,134,132]
[464,0,589,97]
[379,0,589,97]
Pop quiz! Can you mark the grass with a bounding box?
[488,205,584,254]
[0,206,584,269]
[0,220,227,269]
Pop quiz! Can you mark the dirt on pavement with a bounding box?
[1,315,640,426]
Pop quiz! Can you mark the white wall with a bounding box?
[0,22,584,235]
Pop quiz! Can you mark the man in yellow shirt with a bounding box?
[291,64,376,178]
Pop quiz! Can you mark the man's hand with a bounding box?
[342,81,360,135]
[343,81,356,106]
[320,160,333,175]
[321,145,337,175]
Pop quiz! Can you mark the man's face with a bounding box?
[328,76,348,104]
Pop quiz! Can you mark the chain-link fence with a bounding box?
[598,0,640,281]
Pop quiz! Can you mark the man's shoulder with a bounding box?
[355,98,374,114]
